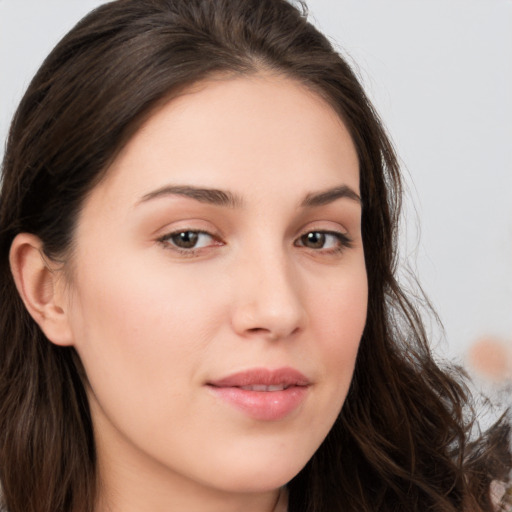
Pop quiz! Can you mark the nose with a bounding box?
[230,251,307,341]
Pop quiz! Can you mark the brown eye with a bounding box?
[295,231,352,252]
[300,232,326,249]
[170,231,200,248]
[161,230,217,251]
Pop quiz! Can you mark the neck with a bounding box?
[95,488,284,512]
[93,438,287,512]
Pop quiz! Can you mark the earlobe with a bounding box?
[9,233,74,346]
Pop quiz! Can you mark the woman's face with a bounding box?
[62,75,367,503]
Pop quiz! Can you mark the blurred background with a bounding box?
[1,0,511,388]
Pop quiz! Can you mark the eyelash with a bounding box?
[157,230,221,257]
[294,230,353,254]
[157,229,353,256]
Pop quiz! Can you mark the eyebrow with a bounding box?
[138,183,361,208]
[300,185,361,207]
[139,185,242,208]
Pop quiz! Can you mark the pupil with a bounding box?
[303,232,325,248]
[173,231,198,248]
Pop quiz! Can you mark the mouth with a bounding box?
[206,367,310,421]
[207,366,310,388]
[236,384,293,391]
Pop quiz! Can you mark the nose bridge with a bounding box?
[231,240,306,339]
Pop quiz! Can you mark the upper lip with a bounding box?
[207,367,310,388]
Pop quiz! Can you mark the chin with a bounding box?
[199,449,311,494]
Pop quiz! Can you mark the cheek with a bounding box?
[310,265,367,354]
[66,255,224,418]
[302,264,368,417]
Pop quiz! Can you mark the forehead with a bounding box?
[87,73,360,208]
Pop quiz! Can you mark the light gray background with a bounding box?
[1,0,511,366]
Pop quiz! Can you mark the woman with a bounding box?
[0,0,509,511]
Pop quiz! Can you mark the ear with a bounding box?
[9,233,74,346]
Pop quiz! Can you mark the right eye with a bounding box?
[159,230,217,251]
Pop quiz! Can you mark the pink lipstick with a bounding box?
[207,367,310,421]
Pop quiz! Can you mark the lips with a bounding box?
[209,367,309,388]
[207,367,310,421]
[239,384,289,391]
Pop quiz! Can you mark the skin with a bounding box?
[12,74,367,512]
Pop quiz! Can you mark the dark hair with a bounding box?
[0,1,509,511]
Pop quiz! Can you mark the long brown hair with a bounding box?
[0,1,509,511]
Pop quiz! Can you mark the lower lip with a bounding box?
[207,385,308,421]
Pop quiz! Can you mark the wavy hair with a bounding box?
[0,1,509,511]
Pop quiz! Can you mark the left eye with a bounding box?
[295,231,349,250]
[162,230,215,250]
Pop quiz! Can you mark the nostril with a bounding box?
[247,327,277,340]
[245,326,301,341]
